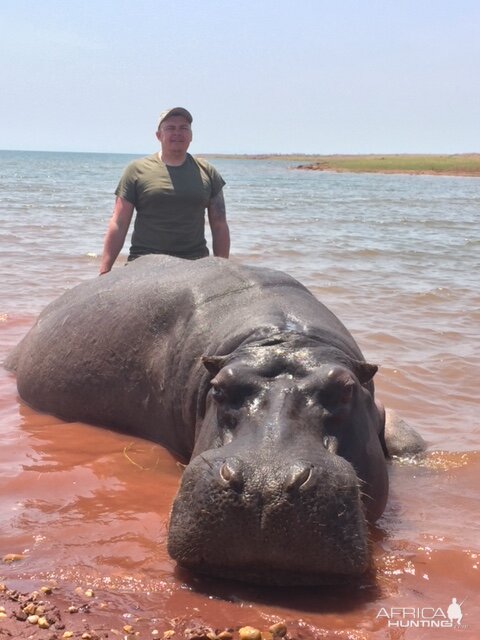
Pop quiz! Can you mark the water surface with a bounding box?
[0,150,479,637]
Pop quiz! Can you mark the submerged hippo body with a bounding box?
[6,255,424,585]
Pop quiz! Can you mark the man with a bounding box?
[99,107,230,274]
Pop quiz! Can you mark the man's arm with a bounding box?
[207,189,230,258]
[99,197,135,274]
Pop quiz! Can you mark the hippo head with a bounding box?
[167,334,388,585]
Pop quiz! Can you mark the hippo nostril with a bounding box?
[285,464,314,492]
[219,460,244,491]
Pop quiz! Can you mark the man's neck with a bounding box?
[159,151,188,167]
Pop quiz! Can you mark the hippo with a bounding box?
[5,255,425,585]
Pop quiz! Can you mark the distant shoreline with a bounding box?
[2,150,479,177]
[204,153,480,177]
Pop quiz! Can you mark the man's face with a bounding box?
[156,115,192,156]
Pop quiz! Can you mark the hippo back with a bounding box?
[6,256,366,458]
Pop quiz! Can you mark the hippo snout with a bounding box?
[218,457,314,493]
[167,449,370,586]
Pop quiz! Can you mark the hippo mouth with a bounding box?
[174,564,367,587]
[167,454,370,586]
[168,531,370,587]
[171,540,371,586]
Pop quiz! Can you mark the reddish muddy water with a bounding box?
[1,153,479,638]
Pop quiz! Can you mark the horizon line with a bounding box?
[1,148,479,158]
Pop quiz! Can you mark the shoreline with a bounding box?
[3,150,479,177]
[204,153,480,177]
[296,166,480,177]
[0,580,294,640]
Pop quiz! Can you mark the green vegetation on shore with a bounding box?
[296,154,480,176]
[206,153,480,176]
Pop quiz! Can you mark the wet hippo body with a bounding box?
[6,255,424,585]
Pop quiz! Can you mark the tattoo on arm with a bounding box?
[208,190,227,223]
[207,189,230,258]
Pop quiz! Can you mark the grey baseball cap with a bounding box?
[157,107,193,129]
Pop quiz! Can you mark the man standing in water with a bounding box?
[99,107,230,274]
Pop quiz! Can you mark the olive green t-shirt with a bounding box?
[115,153,226,259]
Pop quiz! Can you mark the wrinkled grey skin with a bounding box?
[5,255,425,586]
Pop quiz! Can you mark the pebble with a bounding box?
[163,631,175,638]
[269,623,287,637]
[84,589,95,598]
[14,610,28,622]
[2,553,24,563]
[38,616,50,629]
[27,614,40,624]
[68,605,79,614]
[0,612,8,620]
[23,602,37,615]
[217,633,233,640]
[123,624,134,634]
[62,633,74,639]
[238,626,262,640]
[40,586,53,594]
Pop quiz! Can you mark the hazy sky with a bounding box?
[1,0,478,155]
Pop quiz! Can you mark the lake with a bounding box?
[0,150,478,638]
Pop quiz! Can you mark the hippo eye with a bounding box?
[318,380,353,413]
[211,385,227,403]
[211,382,256,408]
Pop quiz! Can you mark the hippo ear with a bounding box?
[202,355,227,376]
[353,361,378,384]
